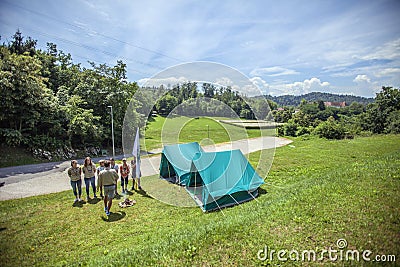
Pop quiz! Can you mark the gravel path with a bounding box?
[0,137,292,201]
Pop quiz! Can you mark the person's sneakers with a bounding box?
[131,187,134,191]
[87,196,90,201]
[78,198,82,202]
[74,198,79,203]
[104,206,108,212]
[138,186,142,190]
[94,194,97,198]
[106,210,110,216]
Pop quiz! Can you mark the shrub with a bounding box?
[277,125,285,136]
[296,126,312,136]
[314,118,346,139]
[284,122,298,137]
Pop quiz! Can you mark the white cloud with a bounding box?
[215,77,262,96]
[259,77,331,96]
[283,77,330,95]
[353,74,371,83]
[353,74,380,95]
[361,38,400,61]
[139,76,189,87]
[374,68,400,78]
[250,77,270,91]
[250,67,300,77]
[214,77,235,87]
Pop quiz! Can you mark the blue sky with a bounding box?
[1,0,399,97]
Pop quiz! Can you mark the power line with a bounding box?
[2,0,182,63]
[0,18,159,76]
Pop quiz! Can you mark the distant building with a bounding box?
[324,101,346,108]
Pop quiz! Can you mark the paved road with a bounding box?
[0,155,127,178]
[0,137,292,201]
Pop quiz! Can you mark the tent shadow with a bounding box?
[258,187,267,195]
[101,211,126,222]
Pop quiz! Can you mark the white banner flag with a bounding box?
[132,128,141,178]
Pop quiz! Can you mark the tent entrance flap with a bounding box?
[159,142,204,185]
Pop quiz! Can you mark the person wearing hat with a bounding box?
[119,158,130,193]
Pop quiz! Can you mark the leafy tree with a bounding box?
[317,100,325,110]
[156,94,178,115]
[0,46,57,135]
[364,87,400,133]
[62,95,102,146]
[8,29,37,56]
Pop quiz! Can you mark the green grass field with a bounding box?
[0,135,399,266]
[143,116,274,151]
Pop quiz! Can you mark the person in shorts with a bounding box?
[130,157,142,190]
[97,160,119,216]
[120,158,130,193]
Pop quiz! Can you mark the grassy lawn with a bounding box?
[143,116,274,151]
[0,135,399,266]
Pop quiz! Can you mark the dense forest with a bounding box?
[0,31,140,158]
[1,31,399,161]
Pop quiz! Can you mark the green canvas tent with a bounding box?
[188,149,265,211]
[159,142,265,211]
[159,142,204,186]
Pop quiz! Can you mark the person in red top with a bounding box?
[120,158,130,193]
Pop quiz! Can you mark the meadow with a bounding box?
[0,134,399,266]
[142,116,274,151]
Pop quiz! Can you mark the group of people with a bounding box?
[67,156,141,216]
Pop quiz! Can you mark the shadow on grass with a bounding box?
[87,197,101,205]
[135,188,153,199]
[258,187,267,195]
[101,211,126,222]
[114,194,123,200]
[72,200,85,208]
[0,227,6,232]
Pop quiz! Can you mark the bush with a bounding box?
[314,119,346,139]
[385,110,400,134]
[296,126,312,136]
[0,129,24,147]
[284,122,298,137]
[277,125,285,136]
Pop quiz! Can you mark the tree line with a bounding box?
[264,92,374,106]
[272,87,400,139]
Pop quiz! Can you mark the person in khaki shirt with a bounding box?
[97,160,118,216]
[67,160,82,203]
